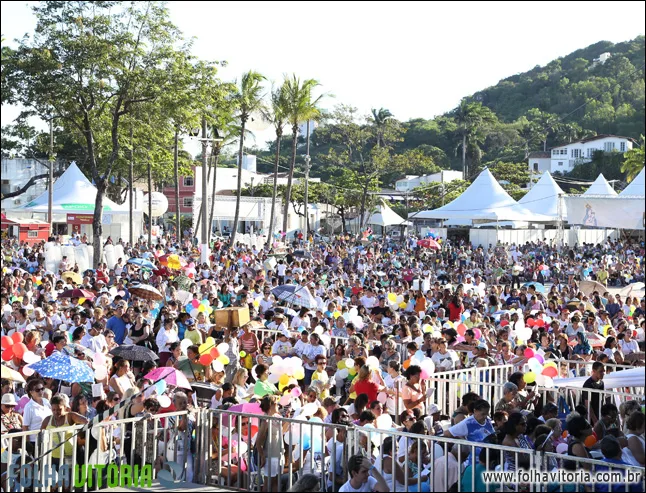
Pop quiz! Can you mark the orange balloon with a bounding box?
[457,324,467,336]
[562,431,568,439]
[210,348,220,359]
[403,358,411,370]
[199,354,213,366]
[584,435,597,448]
[11,332,24,344]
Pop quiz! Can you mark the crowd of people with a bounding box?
[1,231,644,492]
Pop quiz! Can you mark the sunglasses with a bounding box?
[317,360,327,364]
[33,387,45,393]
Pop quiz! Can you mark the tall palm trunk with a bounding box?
[282,124,298,235]
[462,133,467,178]
[195,151,216,236]
[267,129,282,247]
[231,118,247,245]
[173,127,180,241]
[208,146,221,236]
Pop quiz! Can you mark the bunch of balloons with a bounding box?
[183,262,197,279]
[386,292,405,311]
[92,352,109,380]
[267,356,305,391]
[523,350,558,386]
[193,338,229,367]
[1,333,28,362]
[186,298,213,319]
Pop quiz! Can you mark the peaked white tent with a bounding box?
[413,168,553,223]
[366,202,410,227]
[19,162,128,214]
[582,173,617,196]
[620,167,645,197]
[518,171,566,220]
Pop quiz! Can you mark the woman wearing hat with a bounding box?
[1,393,22,433]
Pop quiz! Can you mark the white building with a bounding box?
[592,52,611,67]
[546,135,635,174]
[395,170,463,192]
[1,158,62,211]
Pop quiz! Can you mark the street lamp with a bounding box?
[250,176,255,197]
[193,117,223,264]
[303,119,312,241]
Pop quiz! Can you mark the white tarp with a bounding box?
[553,367,645,389]
[620,167,645,197]
[565,195,645,230]
[582,173,617,196]
[366,202,410,227]
[18,162,128,214]
[518,172,566,220]
[412,168,553,223]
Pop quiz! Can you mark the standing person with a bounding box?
[156,318,179,366]
[239,323,259,371]
[41,394,88,473]
[582,361,605,425]
[222,326,241,384]
[302,333,325,387]
[168,391,195,482]
[340,454,390,492]
[106,302,128,345]
[21,379,52,456]
[256,395,284,493]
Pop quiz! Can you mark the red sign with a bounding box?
[66,214,93,225]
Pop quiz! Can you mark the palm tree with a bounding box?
[621,135,645,182]
[264,81,290,247]
[370,107,393,147]
[230,70,266,245]
[282,75,323,236]
[453,100,496,178]
[207,120,239,235]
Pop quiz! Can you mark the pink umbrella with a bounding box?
[223,402,262,429]
[144,366,191,389]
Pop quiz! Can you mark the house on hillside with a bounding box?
[591,52,611,67]
[395,170,463,192]
[529,135,636,174]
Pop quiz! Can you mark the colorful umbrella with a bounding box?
[127,258,155,270]
[223,402,262,429]
[58,288,95,299]
[144,366,191,390]
[1,364,26,383]
[271,284,318,309]
[417,239,440,249]
[160,254,187,270]
[128,283,164,301]
[26,351,95,383]
[523,281,545,293]
[109,345,158,362]
[61,271,83,284]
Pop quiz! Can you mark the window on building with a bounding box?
[533,163,539,171]
[558,162,564,166]
[571,149,581,159]
[183,176,194,187]
[183,197,193,207]
[587,148,596,158]
[552,149,558,155]
[561,149,567,155]
[620,142,626,152]
[604,142,615,152]
[27,230,39,238]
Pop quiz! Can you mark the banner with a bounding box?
[565,196,645,230]
[66,214,93,225]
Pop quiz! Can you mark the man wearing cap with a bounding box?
[183,318,203,345]
[267,312,287,332]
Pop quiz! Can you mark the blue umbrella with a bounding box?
[271,284,318,309]
[26,351,95,383]
[523,281,545,293]
[127,258,155,269]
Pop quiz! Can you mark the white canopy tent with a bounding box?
[366,201,411,227]
[518,171,566,220]
[19,162,129,213]
[582,173,617,196]
[412,168,553,223]
[553,367,645,389]
[620,167,645,197]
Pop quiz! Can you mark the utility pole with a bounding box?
[147,160,152,247]
[47,118,55,235]
[250,176,255,197]
[201,116,209,264]
[129,125,134,246]
[303,120,312,242]
[173,127,180,243]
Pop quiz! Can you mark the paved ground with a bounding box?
[110,480,234,492]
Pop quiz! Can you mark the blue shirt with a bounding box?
[595,458,642,493]
[106,315,127,345]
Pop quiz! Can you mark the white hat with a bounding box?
[427,403,440,414]
[1,393,17,406]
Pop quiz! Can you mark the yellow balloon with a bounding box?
[206,337,215,347]
[333,311,341,319]
[423,324,432,333]
[218,355,230,365]
[198,304,205,312]
[387,293,397,303]
[198,343,209,355]
[398,302,407,309]
[253,299,260,307]
[239,351,247,358]
[294,368,305,380]
[603,325,612,336]
[524,371,536,384]
[279,374,290,386]
[278,383,286,392]
[348,367,357,376]
[337,361,346,370]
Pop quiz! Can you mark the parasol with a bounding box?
[128,283,164,301]
[144,366,191,390]
[271,284,318,309]
[1,364,26,383]
[26,351,95,383]
[61,271,83,284]
[579,280,607,297]
[109,345,158,362]
[58,288,95,299]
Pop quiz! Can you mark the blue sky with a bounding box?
[2,1,645,151]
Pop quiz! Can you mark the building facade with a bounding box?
[1,158,64,211]
[395,170,464,192]
[546,135,635,174]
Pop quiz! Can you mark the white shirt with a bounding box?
[259,298,274,313]
[272,340,292,358]
[339,477,378,492]
[156,328,178,353]
[303,344,325,371]
[619,339,639,355]
[293,339,308,358]
[23,398,52,442]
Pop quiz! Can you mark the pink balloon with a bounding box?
[192,299,200,308]
[291,387,302,397]
[473,328,482,340]
[456,335,465,343]
[377,392,388,404]
[534,354,544,365]
[279,394,291,406]
[420,369,430,379]
[524,348,535,358]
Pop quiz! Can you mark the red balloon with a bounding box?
[542,366,558,378]
[199,354,213,366]
[500,320,509,327]
[524,348,535,358]
[11,342,27,359]
[457,324,467,336]
[527,319,535,327]
[210,348,220,359]
[535,319,545,328]
[1,347,14,361]
[1,335,13,349]
[11,332,24,344]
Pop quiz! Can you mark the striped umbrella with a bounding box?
[128,283,164,301]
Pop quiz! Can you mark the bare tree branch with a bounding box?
[0,169,64,200]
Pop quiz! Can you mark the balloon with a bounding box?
[523,371,536,384]
[420,369,430,379]
[398,302,407,309]
[348,367,356,376]
[377,392,388,404]
[500,320,509,327]
[217,355,230,365]
[423,324,432,333]
[473,328,482,340]
[93,352,106,367]
[1,347,14,361]
[403,358,411,370]
[420,358,435,375]
[198,343,210,355]
[388,293,397,303]
[333,311,341,319]
[190,308,199,318]
[1,335,13,349]
[22,351,40,364]
[294,368,305,380]
[524,348,535,358]
[210,348,220,359]
[240,351,247,358]
[556,443,568,454]
[191,299,200,308]
[528,358,543,374]
[217,343,229,354]
[345,358,355,369]
[279,393,291,406]
[301,403,317,416]
[180,339,193,353]
[375,414,393,430]
[541,366,557,379]
[11,343,27,359]
[534,354,544,365]
[155,380,167,395]
[457,324,467,336]
[527,319,536,328]
[535,319,545,328]
[352,316,364,329]
[268,373,280,384]
[279,374,290,386]
[205,337,215,348]
[366,356,380,370]
[199,354,213,366]
[157,395,171,408]
[22,366,35,377]
[584,435,597,448]
[11,332,24,344]
[534,374,546,386]
[542,376,554,388]
[291,387,302,398]
[94,365,107,380]
[337,369,349,379]
[337,360,346,370]
[212,360,224,372]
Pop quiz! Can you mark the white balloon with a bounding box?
[93,352,106,367]
[349,307,358,318]
[375,414,393,430]
[542,376,554,388]
[344,358,355,369]
[337,369,349,380]
[22,351,40,364]
[157,395,171,408]
[366,356,380,370]
[301,403,318,417]
[23,366,35,377]
[212,361,225,373]
[94,365,107,380]
[320,334,331,347]
[352,316,364,329]
[313,326,323,336]
[217,343,229,354]
[268,373,280,384]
